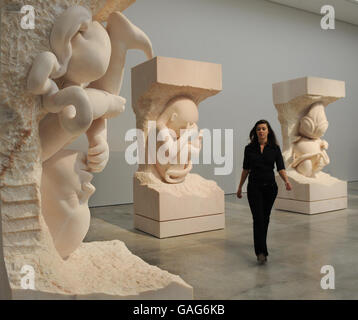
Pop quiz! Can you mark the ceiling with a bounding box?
[266,0,358,26]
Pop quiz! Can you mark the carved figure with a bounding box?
[272,77,347,215]
[291,102,330,177]
[27,5,153,258]
[131,56,225,238]
[155,96,202,183]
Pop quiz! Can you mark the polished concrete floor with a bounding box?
[85,182,358,300]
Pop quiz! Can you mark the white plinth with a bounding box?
[133,173,225,238]
[134,213,225,238]
[275,171,347,214]
[274,197,347,215]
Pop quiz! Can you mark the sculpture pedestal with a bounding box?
[275,171,347,214]
[134,173,225,238]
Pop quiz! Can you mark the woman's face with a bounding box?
[256,123,269,141]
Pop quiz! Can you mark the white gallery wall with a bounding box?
[71,0,358,207]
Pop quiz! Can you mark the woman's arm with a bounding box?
[278,169,292,191]
[236,169,249,198]
[276,145,292,191]
[237,146,250,198]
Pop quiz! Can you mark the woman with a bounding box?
[237,120,292,264]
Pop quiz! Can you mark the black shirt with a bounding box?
[243,142,285,184]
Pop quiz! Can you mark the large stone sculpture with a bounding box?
[26,3,156,258]
[0,0,192,299]
[272,77,347,214]
[132,56,225,238]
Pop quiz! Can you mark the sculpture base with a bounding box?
[274,197,347,215]
[134,213,225,238]
[6,240,193,300]
[133,172,225,238]
[275,171,347,214]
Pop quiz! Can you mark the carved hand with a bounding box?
[320,139,329,150]
[191,130,203,149]
[87,136,110,173]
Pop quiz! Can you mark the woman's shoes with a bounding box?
[257,253,267,265]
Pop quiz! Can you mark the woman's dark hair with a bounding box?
[249,119,279,146]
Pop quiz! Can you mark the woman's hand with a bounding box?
[279,169,292,191]
[285,181,292,191]
[237,170,249,199]
[236,187,242,199]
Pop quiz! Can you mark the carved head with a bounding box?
[50,6,111,85]
[158,97,199,135]
[299,102,329,139]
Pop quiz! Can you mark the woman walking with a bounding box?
[237,120,292,264]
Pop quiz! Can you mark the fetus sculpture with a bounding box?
[28,5,153,258]
[291,102,330,177]
[272,76,347,214]
[155,97,202,183]
[131,57,225,238]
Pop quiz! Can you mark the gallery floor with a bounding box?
[85,182,358,300]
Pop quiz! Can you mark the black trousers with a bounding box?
[247,182,278,257]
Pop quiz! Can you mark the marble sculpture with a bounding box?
[0,0,192,299]
[272,77,347,214]
[131,56,225,238]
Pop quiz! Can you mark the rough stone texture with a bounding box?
[134,172,225,220]
[11,240,192,299]
[0,0,193,299]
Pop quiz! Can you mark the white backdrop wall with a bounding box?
[68,0,358,207]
